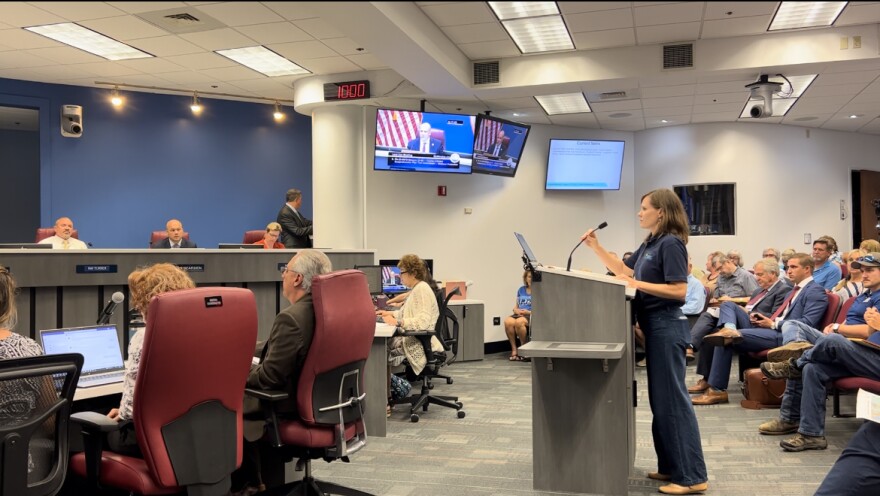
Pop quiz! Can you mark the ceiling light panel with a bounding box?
[536,93,592,115]
[783,74,818,97]
[25,23,153,61]
[489,1,559,20]
[768,2,848,31]
[215,46,310,77]
[503,16,574,53]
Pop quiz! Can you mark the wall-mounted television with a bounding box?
[545,139,625,190]
[472,114,531,177]
[374,109,474,174]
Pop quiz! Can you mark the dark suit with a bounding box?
[150,237,197,249]
[486,140,509,158]
[276,204,313,248]
[406,137,443,154]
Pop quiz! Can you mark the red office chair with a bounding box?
[149,231,190,247]
[430,129,446,151]
[243,230,264,244]
[70,287,258,495]
[246,269,375,496]
[35,227,79,242]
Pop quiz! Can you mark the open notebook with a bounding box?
[39,325,125,388]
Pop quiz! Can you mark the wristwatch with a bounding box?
[832,323,840,333]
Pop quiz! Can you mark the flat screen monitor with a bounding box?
[354,265,384,295]
[374,109,474,174]
[545,139,625,190]
[218,243,263,249]
[0,243,52,249]
[472,114,531,177]
[378,259,434,295]
[514,232,540,265]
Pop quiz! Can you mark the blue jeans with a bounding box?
[816,421,880,495]
[690,312,718,378]
[707,328,781,391]
[639,307,708,486]
[780,320,825,344]
[794,333,880,436]
[718,301,751,330]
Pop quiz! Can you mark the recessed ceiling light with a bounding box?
[488,1,559,20]
[768,2,848,31]
[502,16,574,53]
[849,114,860,119]
[660,119,669,123]
[535,93,591,115]
[25,23,152,60]
[215,46,309,77]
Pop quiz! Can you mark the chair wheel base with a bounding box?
[457,411,466,418]
[410,414,419,422]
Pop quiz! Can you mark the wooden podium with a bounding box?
[518,267,635,496]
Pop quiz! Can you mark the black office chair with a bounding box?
[0,353,83,496]
[392,287,466,422]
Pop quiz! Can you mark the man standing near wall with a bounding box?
[277,188,313,248]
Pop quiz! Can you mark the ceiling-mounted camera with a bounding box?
[745,75,783,118]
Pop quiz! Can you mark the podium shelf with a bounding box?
[518,341,624,359]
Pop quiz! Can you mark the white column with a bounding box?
[311,105,366,249]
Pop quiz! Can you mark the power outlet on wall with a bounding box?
[493,317,501,325]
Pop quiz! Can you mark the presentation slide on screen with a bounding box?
[545,140,624,190]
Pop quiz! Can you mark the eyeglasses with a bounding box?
[278,266,296,275]
[399,270,409,275]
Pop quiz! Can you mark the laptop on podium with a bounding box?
[39,324,126,388]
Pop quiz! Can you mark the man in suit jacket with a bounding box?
[688,258,791,395]
[692,253,829,405]
[150,219,197,248]
[486,129,509,158]
[276,188,313,248]
[406,122,443,154]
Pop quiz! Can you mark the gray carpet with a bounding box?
[312,353,862,495]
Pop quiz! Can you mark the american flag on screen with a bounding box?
[376,110,421,148]
[475,119,503,151]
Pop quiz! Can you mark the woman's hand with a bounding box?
[615,274,638,289]
[107,408,121,421]
[581,228,600,249]
[376,310,392,317]
[382,315,398,326]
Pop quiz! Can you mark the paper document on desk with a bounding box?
[856,389,880,424]
[705,307,720,319]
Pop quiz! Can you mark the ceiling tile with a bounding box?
[199,65,266,81]
[812,70,880,86]
[795,94,853,106]
[0,50,55,68]
[234,22,313,45]
[787,101,847,115]
[704,2,778,20]
[165,52,236,70]
[484,97,542,109]
[565,8,633,33]
[696,80,753,94]
[321,37,369,56]
[692,102,744,114]
[127,35,204,57]
[805,82,870,97]
[633,2,703,27]
[261,2,319,21]
[821,116,866,132]
[74,61,144,77]
[596,109,643,120]
[458,40,520,59]
[179,28,257,51]
[20,1,126,21]
[299,56,361,74]
[106,2,189,14]
[690,111,738,123]
[840,101,880,114]
[223,77,295,95]
[0,27,60,49]
[635,22,700,44]
[421,2,496,27]
[642,95,694,108]
[154,70,219,84]
[116,57,186,74]
[559,2,633,15]
[642,106,693,117]
[640,72,698,87]
[572,28,636,50]
[80,16,175,41]
[442,23,508,44]
[193,2,285,27]
[547,113,601,127]
[0,2,66,27]
[693,92,749,105]
[836,3,880,25]
[345,53,388,70]
[27,46,106,64]
[114,73,185,87]
[781,114,832,127]
[270,40,337,60]
[590,99,643,111]
[292,17,344,40]
[640,84,695,98]
[701,16,772,39]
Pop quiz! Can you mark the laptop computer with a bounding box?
[39,325,126,388]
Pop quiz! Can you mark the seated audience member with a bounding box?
[767,253,880,362]
[762,247,780,261]
[236,249,332,493]
[818,235,843,265]
[860,238,880,253]
[759,304,880,451]
[700,251,724,294]
[815,420,880,495]
[377,254,442,375]
[682,257,707,316]
[834,249,867,300]
[688,258,790,396]
[504,270,532,361]
[107,263,195,456]
[150,219,197,248]
[727,249,744,268]
[252,222,285,249]
[810,238,842,290]
[0,267,46,478]
[691,253,827,405]
[38,217,88,249]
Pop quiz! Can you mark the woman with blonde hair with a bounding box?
[834,249,867,299]
[252,222,285,249]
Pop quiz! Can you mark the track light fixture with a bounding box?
[273,101,285,122]
[190,92,202,115]
[110,86,123,107]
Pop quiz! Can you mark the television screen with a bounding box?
[472,114,531,177]
[545,139,625,190]
[374,109,474,174]
[379,258,434,295]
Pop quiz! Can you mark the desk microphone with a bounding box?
[97,291,125,325]
[567,222,608,272]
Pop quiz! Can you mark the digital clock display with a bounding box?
[323,80,371,102]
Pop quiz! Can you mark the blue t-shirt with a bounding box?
[844,290,880,325]
[812,260,842,291]
[516,286,532,311]
[624,233,688,312]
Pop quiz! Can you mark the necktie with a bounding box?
[62,239,70,250]
[747,288,769,306]
[770,285,800,320]
[421,141,428,153]
[172,242,179,249]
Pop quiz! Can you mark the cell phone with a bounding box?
[750,313,761,319]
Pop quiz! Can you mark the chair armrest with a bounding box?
[71,412,128,489]
[244,388,289,402]
[396,330,435,337]
[244,388,289,448]
[71,411,125,433]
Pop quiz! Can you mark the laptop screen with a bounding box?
[514,232,540,265]
[39,325,124,375]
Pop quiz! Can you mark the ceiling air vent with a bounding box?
[473,61,500,85]
[137,7,225,34]
[663,43,693,69]
[600,91,627,99]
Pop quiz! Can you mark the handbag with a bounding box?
[740,368,786,410]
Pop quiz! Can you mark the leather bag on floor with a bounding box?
[740,368,785,409]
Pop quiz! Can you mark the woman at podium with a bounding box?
[582,189,708,495]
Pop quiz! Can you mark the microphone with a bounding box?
[97,291,125,325]
[567,221,608,272]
